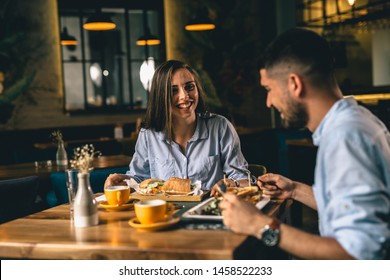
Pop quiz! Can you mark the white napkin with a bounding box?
[95,194,106,202]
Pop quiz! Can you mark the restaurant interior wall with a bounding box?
[0,0,291,132]
[296,0,390,93]
[1,0,388,132]
[0,0,163,131]
[0,0,311,171]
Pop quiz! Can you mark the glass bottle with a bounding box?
[114,123,124,140]
[56,140,68,167]
[73,172,98,227]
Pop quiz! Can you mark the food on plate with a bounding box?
[228,186,262,205]
[137,177,194,195]
[160,177,192,195]
[201,186,262,216]
[139,178,165,194]
[200,198,222,216]
[227,186,259,197]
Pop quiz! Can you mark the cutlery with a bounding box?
[229,164,274,188]
[215,180,227,195]
[230,164,255,186]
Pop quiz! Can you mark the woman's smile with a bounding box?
[176,99,194,109]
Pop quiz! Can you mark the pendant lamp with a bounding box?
[60,27,78,45]
[83,11,116,31]
[185,8,215,31]
[136,27,161,46]
[136,10,160,46]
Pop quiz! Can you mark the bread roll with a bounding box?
[161,177,191,195]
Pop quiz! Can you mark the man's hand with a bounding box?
[258,173,296,200]
[220,193,271,236]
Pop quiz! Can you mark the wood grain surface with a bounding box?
[0,198,290,260]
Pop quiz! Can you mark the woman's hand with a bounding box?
[258,173,296,200]
[210,178,237,197]
[104,173,131,188]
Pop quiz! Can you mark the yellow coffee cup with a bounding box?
[134,199,174,224]
[104,185,130,206]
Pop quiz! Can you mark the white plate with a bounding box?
[125,178,203,196]
[181,196,271,221]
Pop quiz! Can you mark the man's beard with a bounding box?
[280,95,308,129]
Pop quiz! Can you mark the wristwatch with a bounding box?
[257,218,280,247]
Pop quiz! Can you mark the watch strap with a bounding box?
[268,218,280,230]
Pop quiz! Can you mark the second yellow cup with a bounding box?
[104,185,130,206]
[134,199,174,224]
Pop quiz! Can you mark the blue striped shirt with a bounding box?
[312,97,390,259]
[127,113,248,190]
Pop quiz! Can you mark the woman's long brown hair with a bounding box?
[143,60,206,142]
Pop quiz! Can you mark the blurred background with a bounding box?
[0,0,389,178]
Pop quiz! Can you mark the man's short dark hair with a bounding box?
[258,28,336,86]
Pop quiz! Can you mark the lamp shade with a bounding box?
[185,10,215,31]
[83,12,116,31]
[60,27,78,45]
[136,28,161,46]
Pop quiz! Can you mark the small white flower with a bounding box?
[70,144,101,174]
[51,129,65,145]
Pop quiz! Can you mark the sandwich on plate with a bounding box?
[138,177,193,195]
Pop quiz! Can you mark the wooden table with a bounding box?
[0,199,290,260]
[0,154,131,181]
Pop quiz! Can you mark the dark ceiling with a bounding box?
[57,0,163,11]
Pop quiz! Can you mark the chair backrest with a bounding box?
[248,164,267,177]
[0,175,40,223]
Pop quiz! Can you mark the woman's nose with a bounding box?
[178,88,189,99]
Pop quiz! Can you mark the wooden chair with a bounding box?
[0,175,40,223]
[248,164,267,177]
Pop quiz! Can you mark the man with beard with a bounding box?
[220,28,390,259]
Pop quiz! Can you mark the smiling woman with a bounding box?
[104,60,251,192]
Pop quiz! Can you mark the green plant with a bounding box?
[0,0,36,124]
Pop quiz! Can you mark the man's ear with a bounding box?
[288,73,303,98]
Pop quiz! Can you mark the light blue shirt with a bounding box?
[312,97,390,259]
[127,113,248,190]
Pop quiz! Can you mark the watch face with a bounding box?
[262,228,280,247]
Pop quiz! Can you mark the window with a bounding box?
[59,8,164,113]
